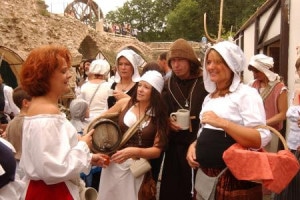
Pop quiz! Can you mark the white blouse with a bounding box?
[123,106,151,128]
[286,105,300,150]
[198,83,272,147]
[3,85,19,116]
[79,81,112,119]
[20,114,92,199]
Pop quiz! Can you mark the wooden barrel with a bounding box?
[89,118,122,154]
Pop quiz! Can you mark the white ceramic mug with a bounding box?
[170,109,190,130]
[80,187,98,200]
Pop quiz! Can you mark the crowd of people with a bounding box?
[0,38,299,200]
[103,22,138,37]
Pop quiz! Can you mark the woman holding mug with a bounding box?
[107,49,144,108]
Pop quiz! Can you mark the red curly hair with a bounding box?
[20,44,71,97]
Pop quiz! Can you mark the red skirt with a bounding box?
[25,180,73,200]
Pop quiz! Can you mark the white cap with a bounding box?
[249,54,279,81]
[139,70,164,93]
[89,59,110,75]
[69,99,88,120]
[114,49,144,83]
[203,41,246,93]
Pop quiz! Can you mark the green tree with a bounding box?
[106,0,181,41]
[162,0,268,56]
[221,0,267,34]
[105,0,267,42]
[106,0,164,41]
[165,0,202,41]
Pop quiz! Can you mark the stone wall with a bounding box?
[0,0,153,66]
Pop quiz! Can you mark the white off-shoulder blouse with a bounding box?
[20,113,92,199]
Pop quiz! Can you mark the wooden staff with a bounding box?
[203,0,224,43]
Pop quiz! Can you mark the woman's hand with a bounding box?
[79,129,94,149]
[111,147,137,164]
[91,153,110,168]
[113,90,130,101]
[186,141,199,169]
[201,111,228,129]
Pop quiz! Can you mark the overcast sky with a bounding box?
[44,0,128,16]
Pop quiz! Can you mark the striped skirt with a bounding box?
[200,167,262,200]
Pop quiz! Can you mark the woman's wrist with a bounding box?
[221,119,229,129]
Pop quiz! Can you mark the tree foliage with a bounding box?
[165,0,201,41]
[105,0,266,42]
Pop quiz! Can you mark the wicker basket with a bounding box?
[256,125,288,151]
[223,125,299,194]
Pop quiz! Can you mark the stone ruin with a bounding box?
[0,0,154,109]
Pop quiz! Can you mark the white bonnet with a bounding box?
[69,99,89,120]
[203,41,246,93]
[114,49,144,83]
[89,59,110,75]
[249,54,279,81]
[139,70,164,93]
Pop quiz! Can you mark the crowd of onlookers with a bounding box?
[0,39,299,200]
[103,22,138,37]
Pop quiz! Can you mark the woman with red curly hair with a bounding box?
[19,44,109,200]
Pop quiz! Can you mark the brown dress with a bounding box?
[119,103,166,200]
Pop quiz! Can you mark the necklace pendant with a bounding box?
[137,129,142,146]
[138,134,142,146]
[185,100,189,107]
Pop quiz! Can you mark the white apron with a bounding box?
[98,158,144,200]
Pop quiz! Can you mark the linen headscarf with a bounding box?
[248,54,279,82]
[69,99,89,121]
[89,59,110,75]
[203,41,246,93]
[114,49,144,83]
[139,70,164,93]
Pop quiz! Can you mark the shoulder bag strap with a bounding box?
[216,167,228,178]
[89,83,102,106]
[260,80,280,101]
[118,115,149,148]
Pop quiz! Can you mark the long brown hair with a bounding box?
[129,87,168,146]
